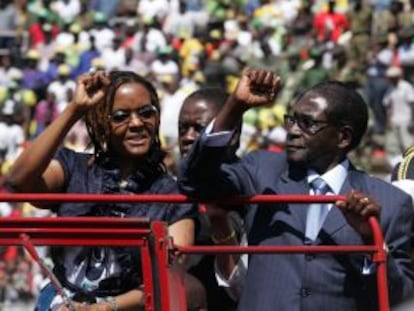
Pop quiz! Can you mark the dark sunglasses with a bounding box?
[110,105,157,124]
[283,114,330,135]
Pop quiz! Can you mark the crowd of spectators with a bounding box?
[1,0,414,308]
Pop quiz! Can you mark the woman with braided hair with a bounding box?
[6,70,197,310]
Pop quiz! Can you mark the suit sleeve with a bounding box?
[178,132,257,200]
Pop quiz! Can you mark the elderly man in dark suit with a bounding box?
[178,69,414,310]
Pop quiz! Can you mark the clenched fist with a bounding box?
[232,69,281,109]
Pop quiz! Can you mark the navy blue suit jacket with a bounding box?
[178,140,414,311]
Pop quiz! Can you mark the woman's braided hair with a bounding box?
[84,71,166,175]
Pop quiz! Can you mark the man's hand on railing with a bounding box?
[336,190,381,244]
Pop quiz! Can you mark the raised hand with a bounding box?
[232,69,281,109]
[71,70,111,113]
[336,190,381,243]
[212,69,281,132]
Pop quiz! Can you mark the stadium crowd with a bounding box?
[1,0,414,309]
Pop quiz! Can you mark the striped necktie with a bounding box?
[305,177,331,240]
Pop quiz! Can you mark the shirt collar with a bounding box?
[307,159,349,194]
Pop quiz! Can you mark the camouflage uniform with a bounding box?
[347,2,372,67]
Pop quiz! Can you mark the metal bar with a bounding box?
[0,239,147,247]
[177,245,378,254]
[0,228,151,234]
[0,216,151,225]
[0,193,345,204]
[141,238,155,311]
[20,234,77,311]
[151,221,173,311]
[369,217,390,311]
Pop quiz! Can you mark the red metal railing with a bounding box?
[0,193,389,311]
[0,216,177,311]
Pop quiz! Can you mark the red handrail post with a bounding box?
[141,236,155,311]
[151,221,171,311]
[369,217,390,311]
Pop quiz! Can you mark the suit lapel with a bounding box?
[319,182,349,238]
[275,162,369,240]
[278,168,309,233]
[320,166,367,238]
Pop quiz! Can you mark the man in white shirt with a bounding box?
[0,99,25,162]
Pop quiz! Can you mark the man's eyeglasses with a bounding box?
[283,114,330,135]
[110,105,157,125]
